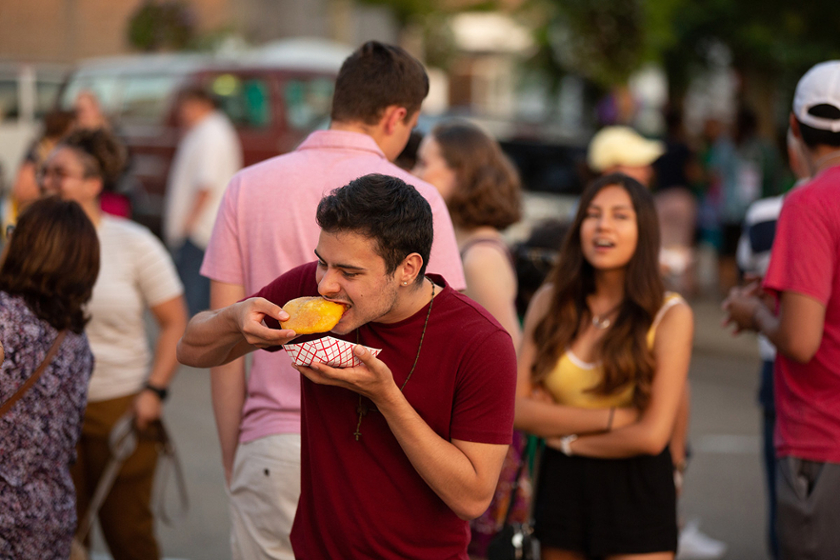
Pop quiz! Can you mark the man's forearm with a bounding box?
[754,300,824,363]
[753,303,782,348]
[177,306,250,368]
[729,290,824,364]
[211,359,247,485]
[377,388,505,520]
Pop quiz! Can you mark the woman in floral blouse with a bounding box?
[0,197,100,559]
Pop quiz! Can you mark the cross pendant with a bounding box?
[354,402,368,441]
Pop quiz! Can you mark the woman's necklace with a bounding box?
[591,302,621,330]
[353,281,435,441]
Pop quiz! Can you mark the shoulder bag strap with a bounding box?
[153,419,190,525]
[527,438,545,520]
[0,330,67,418]
[500,435,538,526]
[76,411,138,542]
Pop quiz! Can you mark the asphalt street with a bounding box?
[89,295,772,560]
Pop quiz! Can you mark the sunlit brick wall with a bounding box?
[0,0,230,63]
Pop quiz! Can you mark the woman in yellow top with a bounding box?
[515,173,694,559]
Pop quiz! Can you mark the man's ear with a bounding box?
[382,105,408,135]
[86,176,104,200]
[397,253,424,286]
[790,113,801,139]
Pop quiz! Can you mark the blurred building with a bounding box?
[446,12,533,117]
[0,0,397,64]
[1,0,218,63]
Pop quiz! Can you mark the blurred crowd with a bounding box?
[2,39,839,560]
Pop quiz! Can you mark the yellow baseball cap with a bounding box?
[587,126,665,172]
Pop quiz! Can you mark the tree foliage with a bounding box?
[543,0,646,88]
[127,1,196,52]
[527,0,840,93]
[358,0,840,124]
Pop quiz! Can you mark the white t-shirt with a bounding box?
[86,215,184,402]
[163,110,242,250]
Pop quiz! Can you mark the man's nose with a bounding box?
[317,268,341,297]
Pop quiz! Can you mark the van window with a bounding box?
[0,80,19,122]
[119,75,181,125]
[35,80,63,119]
[211,74,272,129]
[283,78,333,131]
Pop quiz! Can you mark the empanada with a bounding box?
[280,296,346,334]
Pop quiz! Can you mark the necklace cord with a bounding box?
[590,301,621,329]
[354,281,436,440]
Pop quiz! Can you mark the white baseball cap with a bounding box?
[793,60,840,133]
[587,126,665,172]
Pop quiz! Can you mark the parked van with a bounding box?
[0,61,68,187]
[57,38,352,235]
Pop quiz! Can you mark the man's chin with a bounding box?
[331,321,355,336]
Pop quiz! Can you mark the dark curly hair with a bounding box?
[430,120,522,230]
[58,128,127,193]
[0,197,100,333]
[316,174,433,284]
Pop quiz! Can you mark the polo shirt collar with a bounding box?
[297,129,387,159]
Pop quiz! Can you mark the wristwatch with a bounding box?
[559,434,578,456]
[143,381,169,402]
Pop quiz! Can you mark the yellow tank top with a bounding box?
[543,293,684,408]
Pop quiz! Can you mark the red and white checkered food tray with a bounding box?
[283,336,382,368]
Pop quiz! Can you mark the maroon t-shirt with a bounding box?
[252,261,517,559]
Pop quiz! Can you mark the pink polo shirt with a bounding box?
[201,130,465,443]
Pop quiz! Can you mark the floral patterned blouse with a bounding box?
[0,291,93,560]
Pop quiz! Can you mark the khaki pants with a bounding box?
[71,394,160,560]
[229,434,301,560]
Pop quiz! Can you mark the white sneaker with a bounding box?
[677,519,727,559]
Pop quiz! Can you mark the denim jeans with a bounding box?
[759,359,779,559]
[173,239,210,317]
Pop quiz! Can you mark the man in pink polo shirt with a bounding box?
[200,41,465,559]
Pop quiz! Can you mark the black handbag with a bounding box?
[486,437,541,560]
[486,521,535,560]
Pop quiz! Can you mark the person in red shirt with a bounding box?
[177,173,517,559]
[724,60,840,560]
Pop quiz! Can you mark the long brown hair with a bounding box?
[431,120,522,230]
[0,197,100,333]
[531,173,664,408]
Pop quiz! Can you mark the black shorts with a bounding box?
[534,446,678,557]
